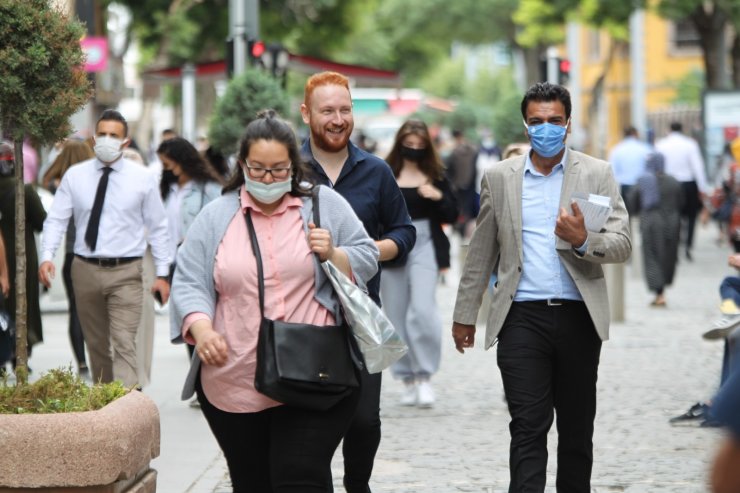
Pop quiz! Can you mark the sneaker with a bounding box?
[703,314,740,340]
[417,381,435,409]
[400,382,417,406]
[669,402,707,425]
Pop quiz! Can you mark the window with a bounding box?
[672,19,701,50]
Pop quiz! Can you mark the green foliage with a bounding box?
[418,58,468,99]
[0,367,128,414]
[513,0,643,46]
[671,68,705,105]
[263,0,365,58]
[207,69,289,155]
[419,63,524,149]
[0,0,92,144]
[107,0,229,67]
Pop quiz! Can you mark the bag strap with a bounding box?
[312,186,320,228]
[244,212,267,320]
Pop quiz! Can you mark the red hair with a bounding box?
[303,71,350,107]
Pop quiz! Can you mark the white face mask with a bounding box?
[94,136,124,163]
[243,171,292,205]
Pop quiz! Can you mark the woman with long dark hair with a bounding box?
[381,119,457,407]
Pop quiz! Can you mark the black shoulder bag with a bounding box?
[248,191,359,411]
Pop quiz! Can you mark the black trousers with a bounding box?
[496,301,602,493]
[341,368,382,493]
[197,377,360,493]
[680,180,702,252]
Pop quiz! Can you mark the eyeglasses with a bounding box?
[244,161,292,180]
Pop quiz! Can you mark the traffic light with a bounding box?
[558,58,571,85]
[248,38,266,67]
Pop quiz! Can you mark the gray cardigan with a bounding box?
[170,185,379,399]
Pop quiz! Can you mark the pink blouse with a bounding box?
[183,187,335,413]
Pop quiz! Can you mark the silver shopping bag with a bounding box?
[321,260,407,374]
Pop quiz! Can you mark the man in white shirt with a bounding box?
[655,122,709,260]
[608,126,653,212]
[39,110,171,387]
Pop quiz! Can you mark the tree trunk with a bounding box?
[690,3,727,90]
[732,31,740,89]
[585,40,621,158]
[12,140,28,384]
[522,45,547,87]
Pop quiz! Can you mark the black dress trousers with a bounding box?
[496,301,602,493]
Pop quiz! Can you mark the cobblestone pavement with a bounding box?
[28,225,731,493]
[211,226,730,493]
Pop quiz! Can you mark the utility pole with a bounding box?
[629,9,647,138]
[229,0,259,77]
[181,64,196,142]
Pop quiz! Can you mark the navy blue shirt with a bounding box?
[302,140,416,305]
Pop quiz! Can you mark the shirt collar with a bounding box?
[239,185,302,215]
[301,139,367,176]
[95,156,124,172]
[524,147,569,176]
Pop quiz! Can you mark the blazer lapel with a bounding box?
[506,157,525,259]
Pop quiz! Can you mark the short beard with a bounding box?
[310,122,352,153]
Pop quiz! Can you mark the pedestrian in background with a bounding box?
[0,140,47,372]
[608,126,653,214]
[445,129,478,239]
[381,119,457,408]
[170,110,378,492]
[628,152,683,307]
[157,136,223,400]
[300,71,416,493]
[156,137,224,275]
[452,82,631,492]
[655,122,709,261]
[41,139,95,375]
[39,109,171,388]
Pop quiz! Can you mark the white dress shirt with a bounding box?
[655,132,709,193]
[41,156,172,277]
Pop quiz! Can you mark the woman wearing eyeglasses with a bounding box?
[170,109,378,492]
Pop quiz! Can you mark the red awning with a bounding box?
[142,53,401,88]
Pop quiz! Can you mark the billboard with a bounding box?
[703,90,740,178]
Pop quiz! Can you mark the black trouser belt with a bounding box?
[75,255,141,267]
[517,299,584,307]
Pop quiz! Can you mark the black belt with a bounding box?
[517,299,584,307]
[75,255,141,268]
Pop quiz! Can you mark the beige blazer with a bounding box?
[453,149,632,348]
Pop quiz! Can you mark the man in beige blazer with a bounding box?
[452,82,631,493]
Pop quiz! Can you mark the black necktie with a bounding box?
[85,166,113,251]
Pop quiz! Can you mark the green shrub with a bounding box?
[207,69,289,155]
[0,367,128,414]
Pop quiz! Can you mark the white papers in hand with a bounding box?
[571,192,612,232]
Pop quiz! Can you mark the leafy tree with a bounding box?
[0,0,91,383]
[207,69,288,155]
[657,0,740,89]
[671,68,705,105]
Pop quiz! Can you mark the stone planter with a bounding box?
[0,390,160,492]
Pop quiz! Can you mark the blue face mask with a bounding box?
[525,120,569,158]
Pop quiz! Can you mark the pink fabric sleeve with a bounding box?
[182,312,211,345]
